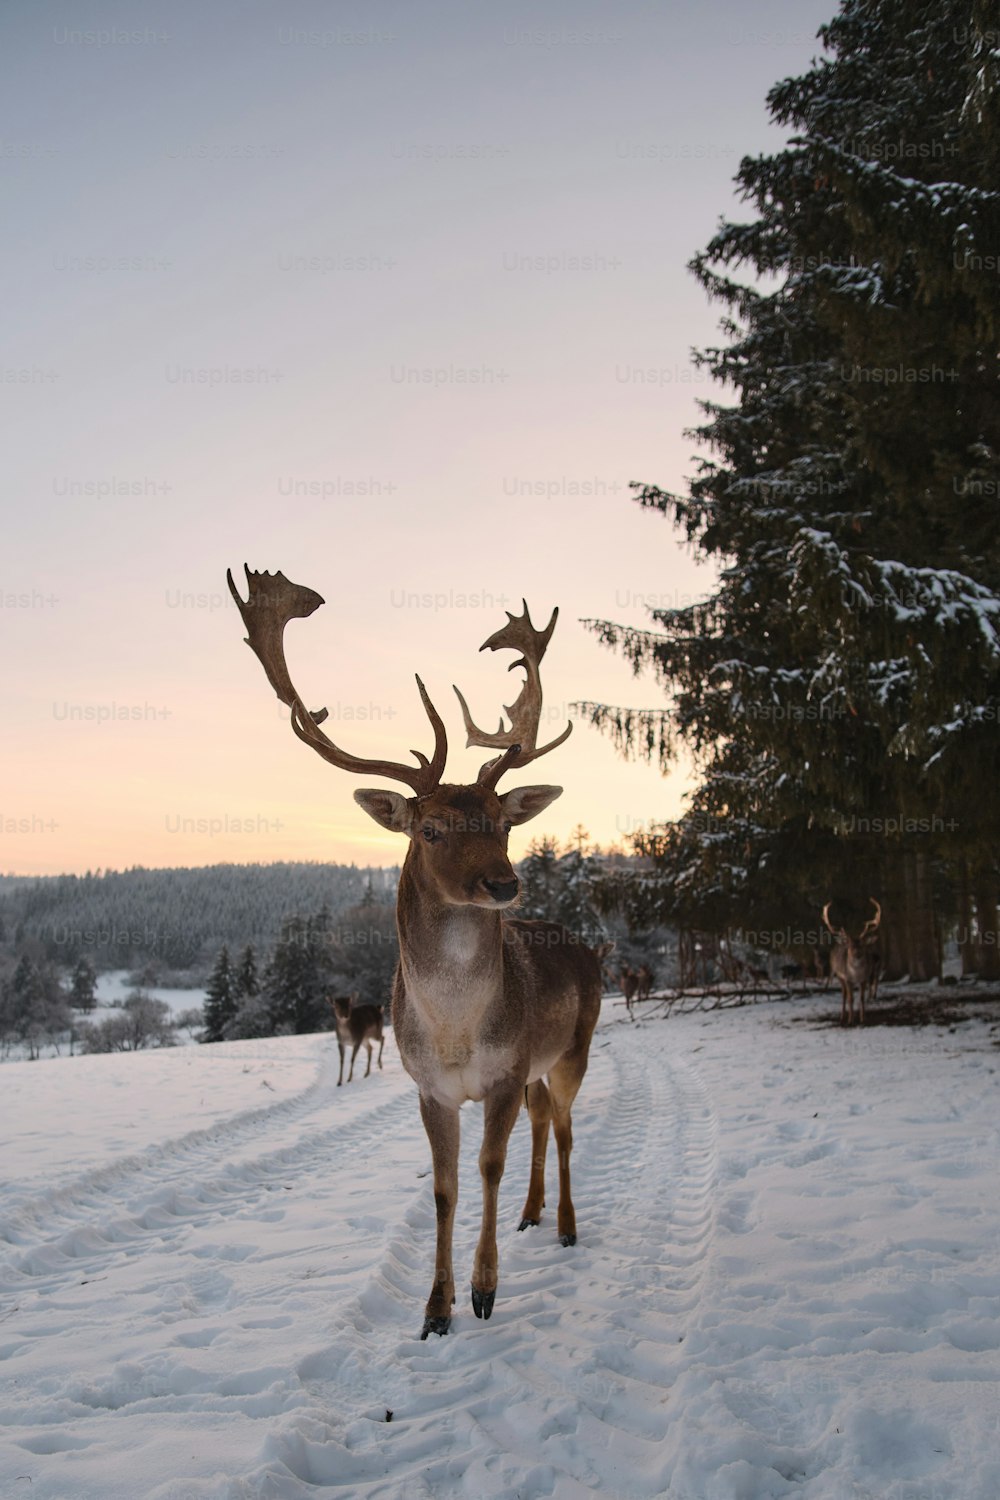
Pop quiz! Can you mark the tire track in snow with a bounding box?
[238,1017,719,1500]
[0,1042,412,1295]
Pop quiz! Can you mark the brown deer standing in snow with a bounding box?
[228,566,608,1337]
[619,964,640,1017]
[329,994,384,1085]
[822,898,882,1026]
[635,963,654,1003]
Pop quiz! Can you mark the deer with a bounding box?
[619,964,640,1016]
[329,993,384,1085]
[811,945,832,989]
[635,963,654,1003]
[228,566,609,1338]
[822,898,882,1026]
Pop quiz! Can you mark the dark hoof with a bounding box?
[471,1285,496,1320]
[420,1315,451,1339]
[559,1233,577,1247]
[517,1217,540,1232]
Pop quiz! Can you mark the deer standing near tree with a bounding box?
[822,898,882,1025]
[619,964,639,1017]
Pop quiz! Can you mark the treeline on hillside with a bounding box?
[199,837,672,1042]
[0,862,399,978]
[2,836,680,1055]
[578,1,1000,981]
[0,872,402,1055]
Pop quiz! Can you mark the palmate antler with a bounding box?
[453,600,573,790]
[227,565,447,795]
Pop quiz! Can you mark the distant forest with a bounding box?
[0,863,400,981]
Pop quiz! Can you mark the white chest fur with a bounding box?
[420,1041,517,1108]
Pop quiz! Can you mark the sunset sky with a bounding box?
[3,0,833,876]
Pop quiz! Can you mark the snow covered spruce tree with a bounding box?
[70,955,97,1012]
[233,944,260,1009]
[202,944,238,1042]
[580,0,1000,981]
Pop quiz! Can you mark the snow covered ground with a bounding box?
[2,993,998,1499]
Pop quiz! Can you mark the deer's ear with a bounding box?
[499,785,563,825]
[354,789,412,832]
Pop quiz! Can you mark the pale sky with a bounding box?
[2,0,833,876]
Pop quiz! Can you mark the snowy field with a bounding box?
[1,994,999,1500]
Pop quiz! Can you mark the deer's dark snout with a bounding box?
[482,875,519,904]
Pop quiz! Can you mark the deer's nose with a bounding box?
[482,876,519,904]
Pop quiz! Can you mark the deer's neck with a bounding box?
[396,860,504,1029]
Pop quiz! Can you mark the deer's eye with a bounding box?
[422,825,442,844]
[500,819,512,835]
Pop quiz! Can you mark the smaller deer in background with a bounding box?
[822,899,882,1026]
[330,994,385,1085]
[635,963,654,1003]
[619,965,640,1017]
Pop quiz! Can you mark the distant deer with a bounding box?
[811,945,832,989]
[822,898,882,1025]
[329,994,384,1085]
[229,566,606,1337]
[619,964,640,1016]
[635,963,653,1003]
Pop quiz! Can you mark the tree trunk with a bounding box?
[973,864,1000,980]
[957,857,976,976]
[907,849,940,982]
[879,851,908,980]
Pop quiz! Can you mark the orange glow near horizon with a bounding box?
[2,0,833,880]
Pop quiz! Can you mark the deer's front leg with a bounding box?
[418,1092,460,1338]
[472,1082,524,1321]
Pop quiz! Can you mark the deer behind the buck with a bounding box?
[330,994,384,1085]
[822,898,882,1025]
[228,566,609,1337]
[619,964,639,1016]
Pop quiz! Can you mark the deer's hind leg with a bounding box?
[518,1079,551,1231]
[546,1051,591,1248]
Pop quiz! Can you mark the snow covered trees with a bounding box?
[0,955,71,1059]
[582,0,1000,980]
[201,891,401,1041]
[78,991,175,1053]
[517,835,607,946]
